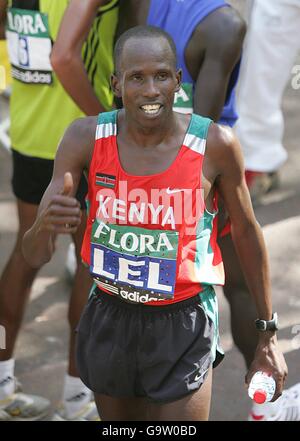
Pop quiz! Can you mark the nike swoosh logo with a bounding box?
[166,187,184,194]
[250,412,265,421]
[194,374,202,381]
[194,367,209,382]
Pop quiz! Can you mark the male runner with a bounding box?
[117,0,261,380]
[0,0,118,420]
[22,26,287,421]
[55,1,255,378]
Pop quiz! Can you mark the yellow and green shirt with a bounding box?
[6,0,118,159]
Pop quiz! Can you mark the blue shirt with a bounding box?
[147,0,240,127]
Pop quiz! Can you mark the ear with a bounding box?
[175,68,182,93]
[111,73,122,98]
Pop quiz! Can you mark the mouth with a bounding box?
[140,104,162,115]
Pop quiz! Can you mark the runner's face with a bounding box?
[113,37,181,127]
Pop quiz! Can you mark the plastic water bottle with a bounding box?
[248,371,276,404]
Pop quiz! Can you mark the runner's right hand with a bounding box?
[38,172,82,234]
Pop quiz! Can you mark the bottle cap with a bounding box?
[253,389,267,404]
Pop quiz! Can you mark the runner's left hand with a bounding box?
[245,333,288,402]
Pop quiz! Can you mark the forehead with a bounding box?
[120,36,175,73]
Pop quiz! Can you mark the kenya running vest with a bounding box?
[81,111,224,305]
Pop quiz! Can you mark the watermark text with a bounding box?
[291,65,300,90]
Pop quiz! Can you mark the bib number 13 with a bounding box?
[18,36,30,67]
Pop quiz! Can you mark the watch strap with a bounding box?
[255,312,278,331]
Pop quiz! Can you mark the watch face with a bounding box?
[255,320,267,331]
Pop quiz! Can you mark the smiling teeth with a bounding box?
[141,104,161,114]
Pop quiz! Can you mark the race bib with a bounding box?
[174,82,193,114]
[6,8,53,85]
[90,221,179,303]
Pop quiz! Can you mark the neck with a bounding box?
[121,109,178,148]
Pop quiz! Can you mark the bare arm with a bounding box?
[213,128,272,321]
[22,117,97,267]
[50,0,109,115]
[206,124,287,399]
[0,0,8,39]
[193,7,246,121]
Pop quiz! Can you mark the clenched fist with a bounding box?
[38,172,82,234]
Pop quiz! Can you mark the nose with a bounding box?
[142,77,160,98]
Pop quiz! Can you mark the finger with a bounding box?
[61,172,74,196]
[47,204,81,216]
[51,195,80,207]
[42,222,80,234]
[47,216,81,226]
[271,376,284,402]
[53,225,79,234]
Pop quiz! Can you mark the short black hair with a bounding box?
[114,25,177,75]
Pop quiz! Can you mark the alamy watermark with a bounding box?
[0,65,6,92]
[0,325,6,350]
[291,65,300,90]
[94,182,207,236]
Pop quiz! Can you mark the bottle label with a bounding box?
[248,371,276,403]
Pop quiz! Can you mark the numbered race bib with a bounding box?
[90,221,179,304]
[174,82,193,114]
[6,8,53,85]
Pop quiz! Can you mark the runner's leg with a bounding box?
[67,211,92,377]
[148,367,212,421]
[94,367,212,421]
[94,394,149,421]
[0,199,40,361]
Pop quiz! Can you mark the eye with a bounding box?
[156,72,168,81]
[131,74,143,82]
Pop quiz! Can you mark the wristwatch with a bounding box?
[255,312,279,332]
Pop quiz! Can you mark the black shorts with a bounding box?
[76,286,223,404]
[11,149,87,209]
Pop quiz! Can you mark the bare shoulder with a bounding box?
[200,6,246,42]
[56,116,98,168]
[206,122,244,177]
[193,6,246,57]
[207,122,236,151]
[63,115,98,144]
